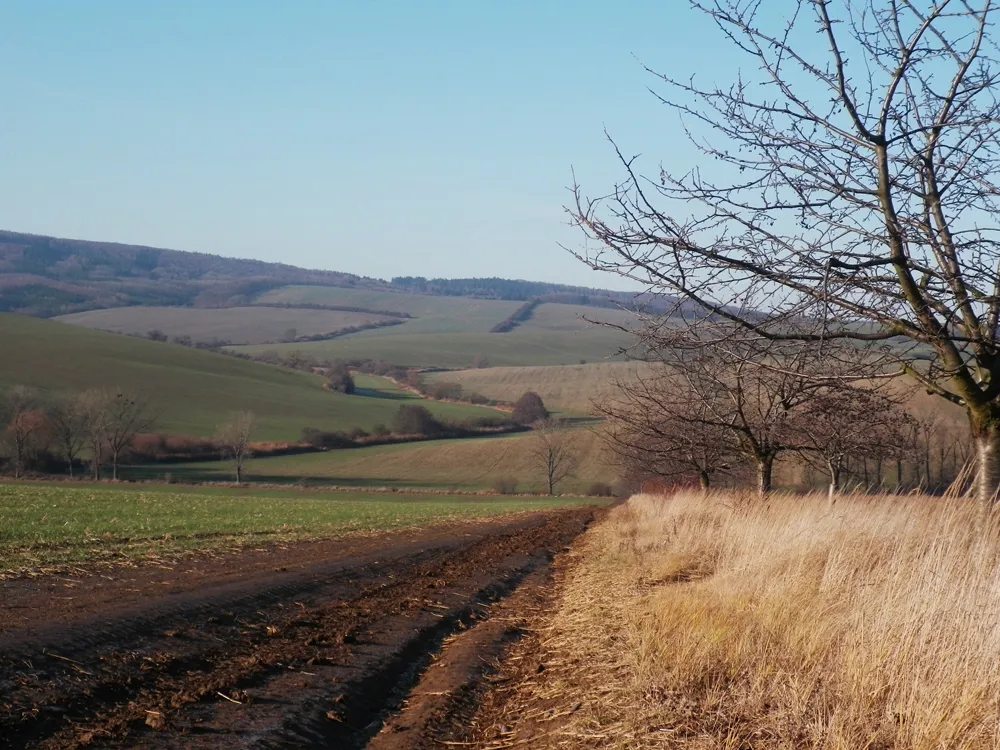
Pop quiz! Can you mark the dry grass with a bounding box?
[486,491,1000,748]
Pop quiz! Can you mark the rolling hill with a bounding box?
[54,306,398,345]
[0,314,504,440]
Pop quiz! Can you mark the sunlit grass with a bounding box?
[0,482,595,573]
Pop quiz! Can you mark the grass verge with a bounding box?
[484,491,1000,748]
[0,482,595,575]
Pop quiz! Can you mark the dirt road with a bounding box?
[0,508,594,749]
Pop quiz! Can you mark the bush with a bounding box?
[347,427,369,440]
[466,391,490,405]
[301,427,354,449]
[371,423,390,436]
[326,362,356,394]
[587,482,615,497]
[492,476,519,495]
[429,381,463,400]
[393,405,443,436]
[473,353,490,369]
[512,391,549,424]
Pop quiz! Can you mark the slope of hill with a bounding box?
[424,362,646,414]
[0,230,383,316]
[0,314,503,440]
[54,306,398,345]
[234,297,641,368]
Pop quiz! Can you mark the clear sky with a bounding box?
[0,1,749,287]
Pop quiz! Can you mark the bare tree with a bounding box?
[216,411,255,484]
[529,420,579,495]
[48,394,89,478]
[597,368,738,489]
[571,1,1000,502]
[79,389,109,480]
[1,386,44,479]
[99,389,156,481]
[793,385,910,498]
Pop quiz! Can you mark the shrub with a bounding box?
[466,391,490,405]
[371,423,390,436]
[512,391,549,424]
[492,476,519,495]
[429,381,463,400]
[473,353,490,369]
[587,481,615,497]
[326,362,356,394]
[393,405,443,436]
[301,427,354,449]
[347,427,369,440]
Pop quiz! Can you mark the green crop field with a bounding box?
[255,286,523,333]
[238,293,641,367]
[0,314,504,440]
[56,306,395,345]
[126,428,616,494]
[0,482,597,573]
[234,327,636,368]
[425,362,647,414]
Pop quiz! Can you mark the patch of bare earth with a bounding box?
[0,508,597,749]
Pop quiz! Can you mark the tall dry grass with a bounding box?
[507,492,1000,748]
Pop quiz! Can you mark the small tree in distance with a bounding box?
[101,389,156,480]
[48,394,89,478]
[512,392,549,425]
[1,386,45,479]
[529,419,578,495]
[217,411,255,484]
[473,353,490,369]
[326,362,356,394]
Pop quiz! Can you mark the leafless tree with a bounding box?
[79,389,109,480]
[1,386,44,479]
[48,394,89,478]
[529,420,579,495]
[793,385,910,498]
[97,389,156,481]
[216,411,255,484]
[571,1,1000,503]
[597,368,738,489]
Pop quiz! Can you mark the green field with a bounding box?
[126,428,615,494]
[237,291,641,367]
[234,327,635,368]
[425,362,645,414]
[0,314,503,440]
[56,305,395,345]
[0,482,596,573]
[254,286,523,333]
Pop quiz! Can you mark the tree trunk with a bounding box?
[895,458,903,491]
[974,423,1000,504]
[235,462,242,485]
[698,470,710,489]
[827,458,842,502]
[756,454,774,495]
[111,450,119,481]
[68,459,74,479]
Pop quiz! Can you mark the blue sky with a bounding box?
[0,1,751,287]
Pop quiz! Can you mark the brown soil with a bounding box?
[0,508,596,749]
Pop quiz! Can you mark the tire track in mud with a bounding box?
[0,508,594,749]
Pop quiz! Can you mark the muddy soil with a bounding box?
[0,508,595,749]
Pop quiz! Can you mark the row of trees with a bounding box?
[571,0,1000,503]
[599,334,931,496]
[1,386,155,480]
[0,386,256,483]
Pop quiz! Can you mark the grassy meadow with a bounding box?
[493,490,1000,749]
[0,314,502,441]
[0,482,597,573]
[126,429,613,494]
[56,305,396,345]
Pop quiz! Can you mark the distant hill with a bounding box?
[0,230,383,316]
[0,229,673,318]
